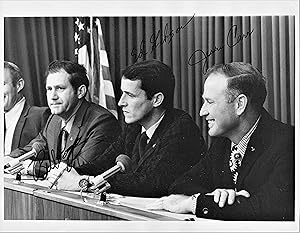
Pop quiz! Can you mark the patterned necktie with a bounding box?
[138,132,148,158]
[229,145,242,184]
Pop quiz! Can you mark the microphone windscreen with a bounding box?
[32,142,46,154]
[116,154,132,172]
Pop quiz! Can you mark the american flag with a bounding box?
[74,17,118,119]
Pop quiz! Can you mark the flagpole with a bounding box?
[90,16,94,102]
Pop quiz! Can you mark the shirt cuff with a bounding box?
[192,193,201,214]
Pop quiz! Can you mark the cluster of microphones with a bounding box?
[4,142,132,195]
[4,142,45,174]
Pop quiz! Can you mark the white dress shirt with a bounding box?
[4,97,25,155]
[141,111,166,143]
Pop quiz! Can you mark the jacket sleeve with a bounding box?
[194,133,295,220]
[168,154,214,196]
[9,114,51,159]
[69,112,122,175]
[108,117,206,197]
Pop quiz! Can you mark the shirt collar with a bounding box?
[60,100,82,133]
[5,97,25,120]
[141,110,166,140]
[231,115,261,156]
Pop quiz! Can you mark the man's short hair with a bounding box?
[47,60,89,95]
[4,61,23,86]
[205,62,267,111]
[122,59,175,110]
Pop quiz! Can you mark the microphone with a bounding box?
[4,142,45,170]
[90,154,132,189]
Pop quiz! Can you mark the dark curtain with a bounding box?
[100,16,295,142]
[4,17,75,106]
[4,16,295,143]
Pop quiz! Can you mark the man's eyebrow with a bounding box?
[123,90,135,95]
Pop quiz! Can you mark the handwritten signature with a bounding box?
[131,14,195,62]
[188,24,254,74]
[32,138,84,180]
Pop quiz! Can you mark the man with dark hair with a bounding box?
[148,62,295,220]
[6,60,121,178]
[45,59,206,197]
[4,61,50,155]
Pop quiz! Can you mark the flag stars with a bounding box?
[75,17,80,26]
[78,21,85,31]
[74,32,79,42]
[87,26,91,34]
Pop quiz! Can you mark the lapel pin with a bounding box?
[70,137,73,141]
[152,144,156,148]
[250,146,255,152]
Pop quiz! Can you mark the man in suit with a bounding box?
[4,61,50,155]
[148,62,295,220]
[6,60,121,178]
[45,59,206,197]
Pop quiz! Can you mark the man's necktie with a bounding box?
[61,128,68,152]
[138,132,148,158]
[4,113,6,139]
[229,145,242,184]
[57,127,69,160]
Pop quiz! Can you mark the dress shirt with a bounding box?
[61,100,82,133]
[4,97,25,154]
[141,111,166,143]
[230,115,261,165]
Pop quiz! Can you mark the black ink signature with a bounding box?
[131,14,195,62]
[32,137,87,180]
[188,24,254,74]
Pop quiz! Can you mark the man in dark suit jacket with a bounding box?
[148,62,295,220]
[4,61,50,155]
[45,60,206,197]
[10,103,50,151]
[6,60,121,178]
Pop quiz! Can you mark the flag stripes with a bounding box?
[74,17,118,119]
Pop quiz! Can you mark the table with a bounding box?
[4,175,199,221]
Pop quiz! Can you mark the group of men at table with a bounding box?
[3,59,294,221]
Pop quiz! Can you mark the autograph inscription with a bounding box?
[131,14,195,62]
[188,24,254,74]
[32,137,85,180]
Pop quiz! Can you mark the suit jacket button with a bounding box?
[202,207,209,215]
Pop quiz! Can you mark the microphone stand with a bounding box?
[80,180,111,204]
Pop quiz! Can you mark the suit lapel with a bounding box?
[64,101,89,152]
[236,111,269,188]
[134,109,173,170]
[11,102,30,149]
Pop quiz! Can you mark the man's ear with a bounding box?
[236,94,248,116]
[16,78,25,93]
[77,85,87,99]
[152,92,164,108]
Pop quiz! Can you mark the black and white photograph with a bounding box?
[0,0,299,232]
